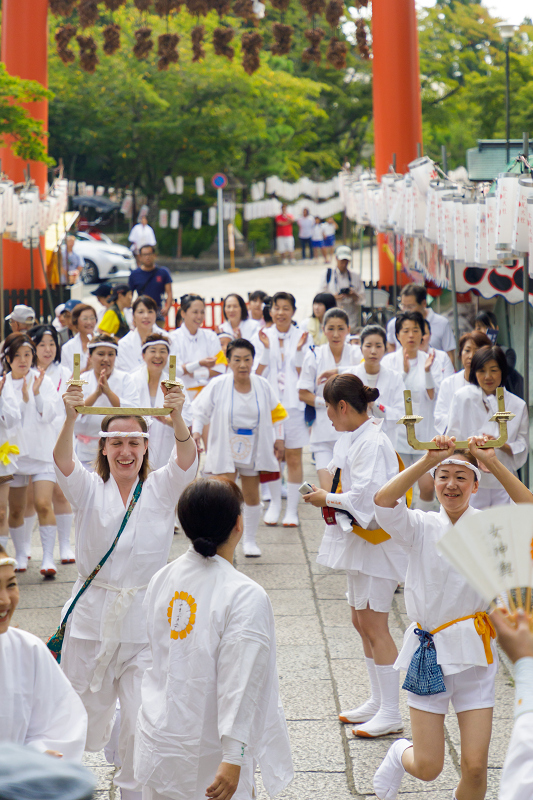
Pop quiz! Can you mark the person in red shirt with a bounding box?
[275,204,295,263]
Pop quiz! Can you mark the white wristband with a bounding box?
[315,396,326,408]
[186,360,201,374]
[424,370,435,390]
[221,735,246,766]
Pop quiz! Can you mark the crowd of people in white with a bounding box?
[1,249,532,800]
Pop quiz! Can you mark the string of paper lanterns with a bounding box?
[0,179,69,249]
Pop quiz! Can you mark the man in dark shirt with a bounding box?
[128,244,173,325]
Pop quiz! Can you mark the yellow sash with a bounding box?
[336,453,412,545]
[0,441,19,466]
[417,611,496,665]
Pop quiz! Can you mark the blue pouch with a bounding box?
[402,628,446,696]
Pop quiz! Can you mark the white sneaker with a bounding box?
[373,739,411,800]
[339,698,380,724]
[354,711,403,738]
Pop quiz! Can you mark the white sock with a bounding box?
[375,664,401,720]
[9,526,27,571]
[56,513,75,562]
[282,482,300,525]
[261,483,271,502]
[39,525,57,574]
[24,514,37,558]
[366,656,382,706]
[242,504,262,557]
[263,479,282,525]
[339,656,381,723]
[416,498,434,512]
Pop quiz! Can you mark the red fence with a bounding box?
[165,298,225,332]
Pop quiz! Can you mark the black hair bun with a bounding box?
[193,537,217,558]
[365,386,380,403]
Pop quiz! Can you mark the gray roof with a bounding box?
[466,139,531,181]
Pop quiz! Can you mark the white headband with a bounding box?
[99,431,149,439]
[0,557,16,567]
[430,458,481,482]
[88,341,119,352]
[141,339,170,352]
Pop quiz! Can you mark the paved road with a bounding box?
[14,451,514,799]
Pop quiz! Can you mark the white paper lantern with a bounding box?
[96,186,105,196]
[175,176,184,194]
[413,184,427,236]
[193,210,202,229]
[485,195,499,265]
[463,200,477,266]
[441,194,456,259]
[163,176,175,194]
[527,196,533,269]
[195,178,205,196]
[496,172,519,252]
[424,182,438,243]
[85,185,94,197]
[454,197,465,263]
[208,206,217,225]
[408,155,438,196]
[474,199,487,265]
[511,175,533,256]
[170,210,179,229]
[159,209,168,228]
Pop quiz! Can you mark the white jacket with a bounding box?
[350,363,406,448]
[134,547,293,800]
[7,369,59,470]
[253,324,303,411]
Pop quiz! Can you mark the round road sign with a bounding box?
[211,173,228,189]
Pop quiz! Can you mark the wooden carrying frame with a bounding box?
[68,353,184,416]
[397,387,515,450]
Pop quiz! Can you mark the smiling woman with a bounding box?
[52,375,197,800]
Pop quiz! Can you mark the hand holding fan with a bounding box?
[436,504,533,618]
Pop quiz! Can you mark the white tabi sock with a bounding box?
[416,498,435,512]
[340,657,382,723]
[39,525,57,576]
[9,527,27,571]
[263,479,282,525]
[282,482,300,527]
[242,504,262,557]
[354,664,402,738]
[373,739,412,800]
[23,514,37,558]
[56,513,75,563]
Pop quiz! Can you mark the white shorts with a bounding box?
[283,408,310,450]
[312,441,335,471]
[11,471,57,487]
[235,465,259,477]
[407,660,498,715]
[276,235,295,254]
[346,571,398,613]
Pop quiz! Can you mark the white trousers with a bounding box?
[61,632,150,793]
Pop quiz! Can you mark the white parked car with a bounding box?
[73,232,136,284]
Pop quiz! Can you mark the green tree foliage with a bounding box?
[0,63,53,164]
[418,0,533,168]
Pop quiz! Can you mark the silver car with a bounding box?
[73,232,136,284]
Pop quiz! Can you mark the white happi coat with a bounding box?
[130,364,193,470]
[6,369,60,473]
[218,318,259,341]
[317,418,408,582]
[434,369,468,435]
[374,501,497,675]
[192,373,282,475]
[0,377,21,477]
[297,343,362,445]
[170,325,226,401]
[447,385,529,488]
[61,333,91,373]
[381,349,442,453]
[253,324,303,411]
[54,452,198,690]
[134,548,293,800]
[74,368,140,463]
[500,657,533,800]
[350,363,406,448]
[0,627,87,760]
[116,327,160,373]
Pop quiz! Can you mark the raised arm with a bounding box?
[161,382,197,472]
[469,436,533,504]
[54,385,84,477]
[374,436,456,508]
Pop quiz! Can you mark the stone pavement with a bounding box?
[13,451,515,799]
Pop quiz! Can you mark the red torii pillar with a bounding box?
[1,0,49,290]
[372,0,423,287]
